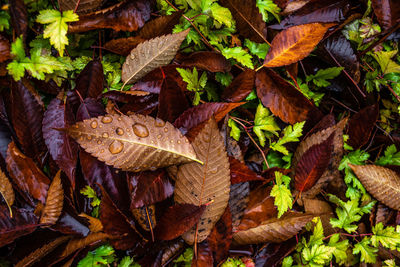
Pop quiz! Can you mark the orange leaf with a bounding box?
[40,170,64,225]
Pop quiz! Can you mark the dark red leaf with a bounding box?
[43,93,78,187]
[229,182,250,232]
[0,205,38,248]
[32,79,63,95]
[9,0,28,39]
[104,36,146,56]
[130,170,174,209]
[192,241,213,267]
[0,117,12,172]
[102,90,152,103]
[229,157,264,184]
[155,203,206,241]
[76,98,106,122]
[0,34,10,63]
[75,60,104,99]
[10,79,47,166]
[294,133,334,192]
[119,94,159,115]
[100,186,144,250]
[157,77,189,122]
[220,0,268,43]
[221,69,255,102]
[138,10,184,39]
[179,51,231,73]
[256,68,321,124]
[372,0,400,30]
[68,0,153,33]
[6,141,50,205]
[347,104,379,149]
[207,207,232,264]
[305,114,336,139]
[262,167,291,183]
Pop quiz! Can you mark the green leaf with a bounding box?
[36,9,79,56]
[209,3,233,27]
[80,185,101,208]
[253,103,280,147]
[0,11,10,32]
[174,248,193,267]
[353,238,378,264]
[215,72,233,87]
[221,258,245,267]
[270,121,305,155]
[10,36,26,61]
[118,256,141,267]
[282,256,293,267]
[383,259,397,267]
[244,39,269,60]
[371,222,400,250]
[256,0,281,22]
[177,67,207,105]
[372,50,400,75]
[328,233,349,265]
[221,47,254,69]
[375,144,400,166]
[270,171,293,218]
[302,244,335,266]
[308,217,324,247]
[228,119,241,141]
[78,244,115,267]
[306,67,344,87]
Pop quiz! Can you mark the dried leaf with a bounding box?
[0,169,14,217]
[264,23,335,67]
[161,239,185,266]
[294,133,334,193]
[6,141,50,205]
[68,1,152,33]
[104,36,146,56]
[207,207,232,264]
[180,51,231,73]
[75,59,104,99]
[221,69,255,102]
[372,0,400,30]
[155,204,206,241]
[233,212,314,245]
[121,29,189,85]
[347,104,379,149]
[132,205,157,232]
[229,157,264,184]
[68,113,200,172]
[220,0,268,43]
[40,170,64,225]
[229,182,250,232]
[61,232,110,258]
[256,67,319,124]
[174,118,231,243]
[350,164,400,211]
[79,213,103,233]
[59,0,102,14]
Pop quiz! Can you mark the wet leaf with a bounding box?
[207,207,232,264]
[192,241,213,267]
[0,168,14,216]
[61,232,110,258]
[132,205,157,232]
[174,118,231,244]
[229,157,264,184]
[233,212,314,245]
[79,213,103,233]
[121,29,189,85]
[294,133,334,193]
[68,113,200,172]
[9,0,28,39]
[256,68,319,124]
[180,52,231,73]
[350,164,400,211]
[229,182,250,232]
[75,59,104,99]
[59,0,102,14]
[138,10,184,39]
[6,141,50,205]
[104,36,146,56]
[221,69,255,102]
[68,0,152,33]
[264,23,335,67]
[40,170,64,225]
[347,104,379,149]
[372,0,400,30]
[155,203,206,241]
[220,0,268,43]
[43,93,78,187]
[0,34,10,63]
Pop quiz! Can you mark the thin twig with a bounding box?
[74,0,81,13]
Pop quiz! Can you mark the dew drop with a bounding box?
[157,134,162,139]
[90,120,98,129]
[101,116,113,124]
[155,118,165,127]
[116,127,124,136]
[109,140,124,154]
[97,140,102,145]
[102,132,109,138]
[132,123,149,138]
[170,139,174,143]
[210,167,218,174]
[164,127,168,133]
[86,135,93,141]
[100,149,104,153]
[177,140,181,144]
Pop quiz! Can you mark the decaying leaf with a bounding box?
[233,212,314,245]
[264,23,335,67]
[347,104,379,149]
[132,205,157,232]
[350,164,400,211]
[179,51,231,73]
[138,10,185,39]
[40,170,64,225]
[221,69,255,102]
[61,232,110,258]
[67,113,200,172]
[0,168,14,217]
[79,213,103,233]
[174,118,231,244]
[229,182,250,232]
[121,29,189,85]
[59,0,102,14]
[371,0,400,30]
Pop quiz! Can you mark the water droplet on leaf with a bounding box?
[116,127,124,136]
[90,120,98,129]
[132,123,149,137]
[102,132,109,138]
[155,118,165,127]
[101,116,113,124]
[109,140,124,154]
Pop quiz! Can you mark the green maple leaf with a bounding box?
[306,67,344,87]
[210,3,233,27]
[270,171,293,218]
[36,9,79,56]
[270,121,305,155]
[256,0,281,22]
[244,39,270,60]
[78,245,115,267]
[253,103,280,147]
[353,238,378,264]
[372,50,400,75]
[371,222,400,250]
[177,67,207,105]
[221,47,253,69]
[375,144,400,166]
[228,119,241,141]
[328,233,349,265]
[302,244,335,266]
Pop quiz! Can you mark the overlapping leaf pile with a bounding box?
[0,0,400,266]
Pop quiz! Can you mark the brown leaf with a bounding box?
[40,170,64,225]
[221,69,255,102]
[68,1,152,33]
[0,168,14,217]
[174,118,231,244]
[347,104,379,149]
[132,205,157,232]
[59,0,102,14]
[6,141,50,205]
[139,10,184,39]
[0,34,10,63]
[79,213,103,233]
[61,232,110,258]
[264,23,335,67]
[229,157,264,184]
[121,29,190,85]
[75,59,104,99]
[161,239,185,266]
[192,241,213,267]
[155,203,206,241]
[350,164,400,211]
[9,0,28,39]
[229,182,250,232]
[207,207,232,264]
[303,198,336,236]
[15,236,71,267]
[180,51,231,73]
[67,113,200,172]
[233,212,314,245]
[256,68,319,124]
[220,0,268,43]
[294,133,334,193]
[372,0,400,30]
[104,36,146,56]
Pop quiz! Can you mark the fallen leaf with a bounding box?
[372,0,400,30]
[221,69,255,102]
[161,239,185,266]
[0,168,14,217]
[192,241,213,267]
[138,10,184,39]
[9,0,28,39]
[68,113,200,172]
[229,157,265,184]
[75,59,104,99]
[40,170,64,225]
[350,164,400,211]
[180,51,231,73]
[132,205,157,232]
[347,104,379,149]
[121,29,189,85]
[264,23,335,67]
[155,203,206,241]
[303,198,336,236]
[229,182,250,232]
[59,0,102,14]
[104,36,146,56]
[174,118,231,244]
[0,34,10,63]
[79,213,103,233]
[207,207,232,264]
[61,232,110,258]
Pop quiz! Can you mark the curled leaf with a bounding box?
[40,170,64,225]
